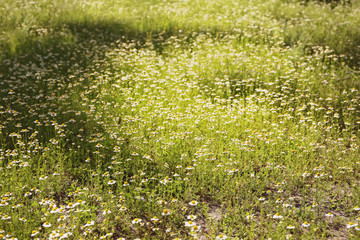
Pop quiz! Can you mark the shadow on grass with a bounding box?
[1,18,220,187]
[0,20,166,178]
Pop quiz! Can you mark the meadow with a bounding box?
[0,0,360,239]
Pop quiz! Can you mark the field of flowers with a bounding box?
[0,0,360,239]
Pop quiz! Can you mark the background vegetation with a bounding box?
[0,0,359,239]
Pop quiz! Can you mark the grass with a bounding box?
[0,0,360,239]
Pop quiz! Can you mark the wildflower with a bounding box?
[83,229,92,236]
[158,200,167,205]
[103,209,111,215]
[160,177,171,185]
[287,225,295,229]
[66,202,76,209]
[19,217,27,222]
[325,212,334,217]
[185,221,196,227]
[187,215,197,220]
[1,215,10,220]
[84,221,95,227]
[353,206,360,211]
[258,197,266,201]
[39,175,48,180]
[24,192,32,197]
[108,180,116,185]
[246,214,254,220]
[216,235,228,239]
[189,200,198,206]
[191,225,201,232]
[57,215,67,221]
[347,222,358,228]
[132,218,142,224]
[31,230,39,237]
[119,206,127,211]
[43,222,51,227]
[273,213,283,219]
[151,216,159,223]
[302,222,310,227]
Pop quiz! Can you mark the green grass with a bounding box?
[0,0,359,239]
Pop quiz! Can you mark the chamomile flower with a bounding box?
[258,197,266,201]
[185,221,196,227]
[347,222,358,228]
[246,214,254,220]
[108,180,116,185]
[43,222,51,227]
[24,192,32,197]
[84,221,95,227]
[39,175,47,180]
[302,222,310,227]
[325,212,334,217]
[31,230,39,237]
[189,200,198,206]
[187,215,197,220]
[119,206,127,211]
[57,215,67,221]
[286,225,295,229]
[132,218,142,224]
[273,213,283,219]
[216,234,228,239]
[1,215,10,220]
[191,225,201,232]
[103,209,111,215]
[151,216,159,223]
